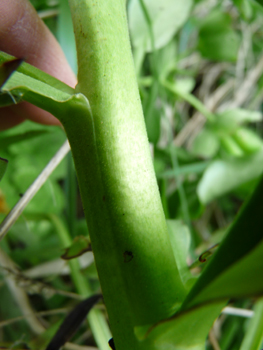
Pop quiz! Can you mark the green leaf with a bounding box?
[1,70,73,110]
[173,78,195,94]
[0,60,91,132]
[233,127,263,154]
[128,0,192,52]
[183,174,263,308]
[198,11,241,62]
[253,0,263,8]
[240,298,263,350]
[232,0,254,20]
[191,129,220,158]
[215,109,262,132]
[155,39,177,79]
[197,148,263,203]
[0,157,8,181]
[0,51,74,95]
[135,301,225,350]
[220,134,245,157]
[167,220,196,290]
[186,238,263,304]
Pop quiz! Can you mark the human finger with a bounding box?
[0,0,77,129]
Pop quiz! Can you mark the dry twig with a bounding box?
[0,140,70,242]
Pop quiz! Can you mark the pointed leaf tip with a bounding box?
[45,294,102,350]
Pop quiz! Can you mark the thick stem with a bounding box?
[65,1,186,349]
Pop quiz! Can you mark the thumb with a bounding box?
[0,0,77,129]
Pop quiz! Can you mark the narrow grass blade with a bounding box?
[45,294,102,350]
[0,141,70,242]
[240,298,263,350]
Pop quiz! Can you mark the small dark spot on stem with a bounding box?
[103,195,106,201]
[123,251,133,263]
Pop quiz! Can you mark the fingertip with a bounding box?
[0,0,77,127]
[0,103,61,131]
[0,107,24,131]
[0,0,76,88]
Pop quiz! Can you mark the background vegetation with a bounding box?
[1,0,263,349]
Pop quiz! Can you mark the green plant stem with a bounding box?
[65,153,77,237]
[63,1,186,349]
[138,0,157,75]
[162,80,216,122]
[138,0,160,142]
[169,146,192,231]
[2,3,187,348]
